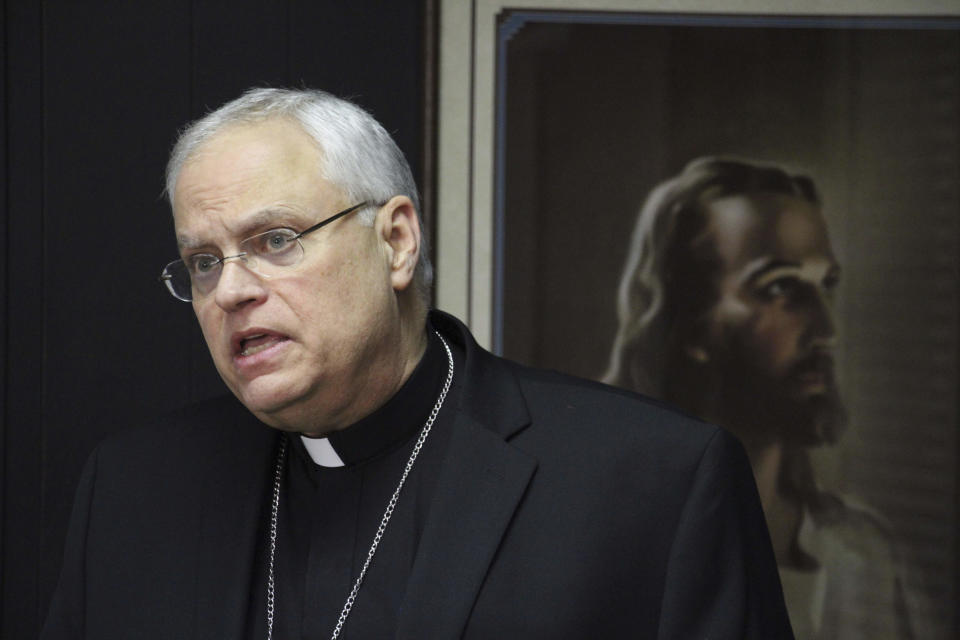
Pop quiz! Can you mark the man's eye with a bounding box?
[258,230,295,254]
[190,255,220,274]
[823,272,840,292]
[759,278,795,299]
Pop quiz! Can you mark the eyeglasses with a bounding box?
[160,202,368,302]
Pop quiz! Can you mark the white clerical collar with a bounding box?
[300,435,345,467]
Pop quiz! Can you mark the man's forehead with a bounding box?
[705,193,831,263]
[171,119,343,247]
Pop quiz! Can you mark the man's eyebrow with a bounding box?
[234,209,301,236]
[742,259,800,285]
[176,234,205,250]
[176,209,304,250]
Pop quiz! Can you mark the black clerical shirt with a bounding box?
[245,328,464,639]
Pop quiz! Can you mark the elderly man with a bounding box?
[43,90,792,639]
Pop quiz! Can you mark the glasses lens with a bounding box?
[160,229,306,302]
[242,229,303,268]
[160,260,193,302]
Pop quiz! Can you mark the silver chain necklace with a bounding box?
[266,332,454,640]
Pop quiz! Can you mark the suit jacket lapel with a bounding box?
[195,409,278,640]
[397,311,539,638]
[396,413,537,638]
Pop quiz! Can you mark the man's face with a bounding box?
[172,119,407,433]
[696,193,846,446]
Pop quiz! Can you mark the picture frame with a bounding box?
[436,1,960,637]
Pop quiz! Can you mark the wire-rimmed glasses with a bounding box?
[160,202,368,302]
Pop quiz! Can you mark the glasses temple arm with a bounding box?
[293,201,369,240]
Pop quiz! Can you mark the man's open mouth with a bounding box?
[237,333,289,357]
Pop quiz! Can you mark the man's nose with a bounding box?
[803,286,836,346]
[214,257,268,311]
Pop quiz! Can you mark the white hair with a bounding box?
[166,87,432,303]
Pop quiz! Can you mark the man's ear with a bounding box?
[376,195,421,292]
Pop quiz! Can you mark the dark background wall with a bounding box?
[1,1,429,636]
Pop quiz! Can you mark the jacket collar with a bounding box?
[428,309,532,440]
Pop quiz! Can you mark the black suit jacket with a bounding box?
[42,311,793,638]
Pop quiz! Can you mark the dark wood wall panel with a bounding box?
[2,1,426,636]
[39,2,195,628]
[0,9,6,628]
[289,0,426,187]
[4,1,47,636]
[193,0,290,109]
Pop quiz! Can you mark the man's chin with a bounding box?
[233,378,305,423]
[719,380,847,448]
[783,390,848,446]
